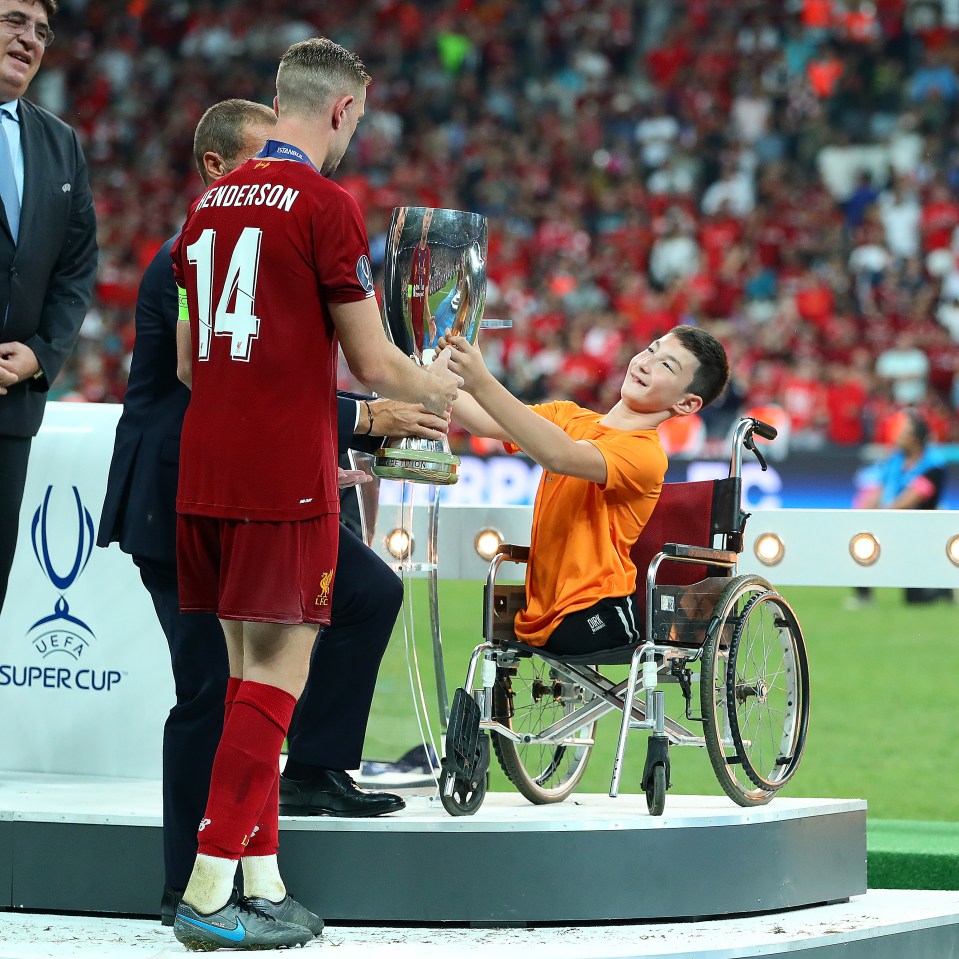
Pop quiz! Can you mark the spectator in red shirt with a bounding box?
[807,46,844,98]
[780,357,829,447]
[794,271,836,332]
[698,203,743,273]
[646,23,693,89]
[803,0,835,35]
[921,179,959,252]
[825,362,868,445]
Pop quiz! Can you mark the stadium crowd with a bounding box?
[34,0,959,451]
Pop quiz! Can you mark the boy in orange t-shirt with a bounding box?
[442,326,730,655]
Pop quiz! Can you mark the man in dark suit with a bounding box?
[97,99,447,923]
[0,0,97,613]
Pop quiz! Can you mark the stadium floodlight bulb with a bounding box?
[474,528,504,562]
[754,533,785,566]
[947,535,959,568]
[849,532,880,566]
[385,527,413,561]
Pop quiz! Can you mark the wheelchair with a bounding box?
[440,416,810,817]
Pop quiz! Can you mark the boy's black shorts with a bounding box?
[545,594,641,655]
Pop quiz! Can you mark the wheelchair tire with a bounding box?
[701,575,810,807]
[439,767,488,816]
[645,763,667,817]
[490,658,595,804]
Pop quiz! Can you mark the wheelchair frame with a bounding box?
[440,417,810,817]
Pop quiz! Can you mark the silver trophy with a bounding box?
[373,206,488,485]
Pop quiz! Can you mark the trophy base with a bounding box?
[372,447,460,486]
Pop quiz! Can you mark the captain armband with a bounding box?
[177,286,190,323]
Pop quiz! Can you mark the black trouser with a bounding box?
[138,523,403,890]
[545,595,641,655]
[286,524,402,771]
[135,558,226,892]
[0,435,32,615]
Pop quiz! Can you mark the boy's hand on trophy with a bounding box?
[424,346,462,415]
[441,334,488,391]
[371,399,450,440]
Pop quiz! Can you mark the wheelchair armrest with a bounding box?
[662,543,738,565]
[496,544,530,563]
[484,546,529,644]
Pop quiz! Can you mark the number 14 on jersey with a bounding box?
[186,227,263,362]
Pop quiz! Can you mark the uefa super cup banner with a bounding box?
[373,206,488,485]
[0,403,171,778]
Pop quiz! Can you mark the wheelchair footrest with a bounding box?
[442,687,482,779]
[641,734,673,792]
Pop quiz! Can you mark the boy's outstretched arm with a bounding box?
[451,387,514,442]
[442,334,608,484]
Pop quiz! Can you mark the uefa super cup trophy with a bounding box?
[373,206,488,485]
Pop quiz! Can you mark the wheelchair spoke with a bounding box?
[490,654,595,804]
[731,592,809,790]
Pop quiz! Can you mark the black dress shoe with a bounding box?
[160,885,183,927]
[279,768,406,817]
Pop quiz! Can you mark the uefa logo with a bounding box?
[26,485,95,659]
[356,254,374,295]
[0,484,122,693]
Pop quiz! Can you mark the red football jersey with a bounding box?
[172,154,375,521]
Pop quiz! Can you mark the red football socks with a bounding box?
[221,676,281,854]
[197,680,295,860]
[244,708,281,865]
[243,770,280,858]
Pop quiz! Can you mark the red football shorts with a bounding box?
[176,513,339,626]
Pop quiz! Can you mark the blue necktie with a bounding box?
[0,110,20,242]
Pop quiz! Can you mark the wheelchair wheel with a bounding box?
[439,767,488,816]
[701,575,810,807]
[490,656,595,804]
[645,763,666,816]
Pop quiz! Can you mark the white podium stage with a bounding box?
[0,771,864,922]
[2,770,959,957]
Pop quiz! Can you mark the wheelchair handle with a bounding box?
[730,416,776,478]
[749,418,778,441]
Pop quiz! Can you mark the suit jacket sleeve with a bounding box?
[24,120,98,391]
[336,390,385,455]
[95,238,186,561]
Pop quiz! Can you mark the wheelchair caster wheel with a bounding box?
[645,763,666,816]
[439,767,487,816]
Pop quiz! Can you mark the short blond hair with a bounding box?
[276,38,371,118]
[193,99,275,177]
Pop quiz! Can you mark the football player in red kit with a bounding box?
[408,207,434,352]
[170,38,460,951]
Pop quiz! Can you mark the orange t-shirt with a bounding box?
[506,402,667,646]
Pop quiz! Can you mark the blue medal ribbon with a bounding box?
[254,139,320,174]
